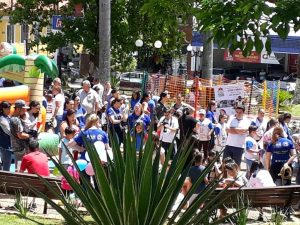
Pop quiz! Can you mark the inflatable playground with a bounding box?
[0,42,60,159]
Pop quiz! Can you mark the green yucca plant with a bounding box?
[29,129,242,224]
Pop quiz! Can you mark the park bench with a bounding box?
[214,185,300,211]
[0,170,61,214]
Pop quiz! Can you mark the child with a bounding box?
[182,150,208,204]
[58,127,77,169]
[132,121,148,152]
[245,125,260,178]
[207,151,222,183]
[214,114,228,153]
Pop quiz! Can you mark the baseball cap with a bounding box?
[199,109,206,115]
[14,100,30,109]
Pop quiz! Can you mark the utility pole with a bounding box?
[201,32,213,80]
[98,0,111,83]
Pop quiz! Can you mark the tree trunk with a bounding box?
[201,32,213,80]
[294,54,300,104]
[98,0,111,83]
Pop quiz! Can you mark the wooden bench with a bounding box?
[0,170,61,214]
[214,185,300,209]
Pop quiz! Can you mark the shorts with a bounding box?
[223,145,244,166]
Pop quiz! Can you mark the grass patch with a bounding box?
[0,214,63,225]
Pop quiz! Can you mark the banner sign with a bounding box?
[224,50,279,64]
[214,84,245,116]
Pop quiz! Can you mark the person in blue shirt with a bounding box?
[130,91,141,111]
[73,95,86,129]
[206,100,217,124]
[131,121,147,152]
[107,98,125,145]
[182,150,208,204]
[68,113,109,160]
[128,103,151,132]
[265,127,296,186]
[278,113,294,142]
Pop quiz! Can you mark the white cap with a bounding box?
[199,109,206,115]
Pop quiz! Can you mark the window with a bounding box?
[6,24,15,43]
[21,24,29,43]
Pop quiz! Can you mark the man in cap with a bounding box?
[9,100,32,170]
[195,109,214,161]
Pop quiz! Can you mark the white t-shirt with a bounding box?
[244,136,259,160]
[52,93,65,116]
[226,116,251,148]
[158,116,179,143]
[58,138,74,165]
[78,89,99,114]
[197,118,213,141]
[247,169,276,188]
[252,117,267,140]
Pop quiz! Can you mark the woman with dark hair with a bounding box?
[140,92,151,115]
[206,100,217,124]
[278,113,293,141]
[155,91,168,121]
[107,98,125,144]
[60,109,80,138]
[265,127,296,186]
[248,160,275,188]
[130,91,141,111]
[24,100,41,132]
[73,94,86,129]
[0,101,12,171]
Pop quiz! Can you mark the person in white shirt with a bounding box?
[224,105,251,167]
[214,114,228,153]
[93,78,104,106]
[157,107,179,165]
[196,109,214,161]
[52,86,65,134]
[244,125,260,178]
[251,109,267,141]
[78,80,100,120]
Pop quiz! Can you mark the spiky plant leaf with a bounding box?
[29,127,242,225]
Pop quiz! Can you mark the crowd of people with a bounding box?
[0,76,300,214]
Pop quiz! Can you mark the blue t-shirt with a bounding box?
[107,107,122,129]
[266,137,294,164]
[206,111,216,124]
[135,132,143,151]
[74,128,109,160]
[75,105,86,129]
[188,165,206,194]
[128,113,151,131]
[148,99,156,118]
[130,98,140,110]
[74,129,109,146]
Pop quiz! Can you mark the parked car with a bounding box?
[120,71,144,90]
[238,70,259,81]
[280,73,297,92]
[212,68,240,80]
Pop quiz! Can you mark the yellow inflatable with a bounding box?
[0,85,30,103]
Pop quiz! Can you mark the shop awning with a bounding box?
[192,31,300,54]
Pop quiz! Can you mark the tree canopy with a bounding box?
[7,0,186,70]
[142,0,300,56]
